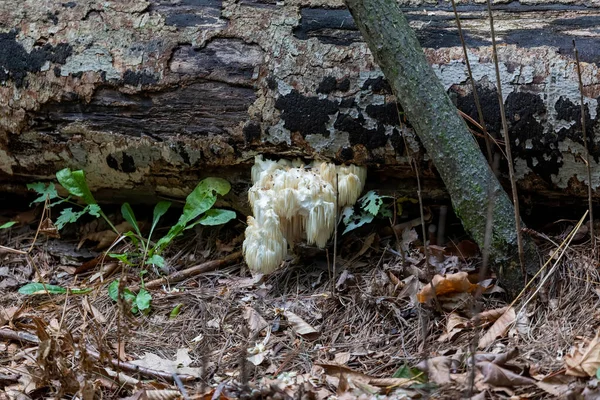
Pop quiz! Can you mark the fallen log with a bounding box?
[1,0,599,208]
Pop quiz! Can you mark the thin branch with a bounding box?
[573,40,595,257]
[486,0,526,276]
[450,0,494,170]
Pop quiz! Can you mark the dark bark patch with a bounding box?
[123,70,158,86]
[274,90,338,137]
[30,82,256,137]
[554,96,597,161]
[121,153,136,173]
[170,40,263,86]
[337,146,354,162]
[316,76,351,94]
[62,2,77,8]
[149,0,226,29]
[361,76,392,94]
[365,102,400,126]
[505,92,559,180]
[334,112,387,149]
[294,8,362,46]
[0,31,72,87]
[106,154,119,171]
[243,121,262,143]
[454,84,502,136]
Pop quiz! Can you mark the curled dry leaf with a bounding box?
[316,363,414,389]
[284,310,319,340]
[416,356,452,385]
[478,307,516,349]
[565,333,600,377]
[438,312,471,342]
[243,306,268,335]
[475,306,509,326]
[478,361,535,387]
[417,271,478,303]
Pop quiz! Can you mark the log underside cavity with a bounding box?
[1,0,600,207]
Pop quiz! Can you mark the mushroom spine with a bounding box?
[243,155,367,274]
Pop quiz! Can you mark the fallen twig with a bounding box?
[137,251,242,290]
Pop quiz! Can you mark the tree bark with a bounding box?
[343,0,537,295]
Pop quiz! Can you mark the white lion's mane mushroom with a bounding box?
[243,155,367,274]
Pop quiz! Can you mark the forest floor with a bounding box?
[1,199,599,399]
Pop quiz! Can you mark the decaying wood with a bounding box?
[1,0,600,207]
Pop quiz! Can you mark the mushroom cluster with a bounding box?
[243,155,367,274]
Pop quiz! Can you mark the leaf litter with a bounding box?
[1,205,600,399]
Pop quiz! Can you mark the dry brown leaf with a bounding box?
[78,221,133,250]
[82,296,106,324]
[243,306,268,335]
[316,363,413,388]
[438,312,470,342]
[0,306,20,327]
[39,217,60,238]
[334,352,351,365]
[284,310,319,340]
[475,306,509,325]
[416,356,452,385]
[565,333,600,377]
[535,374,575,397]
[478,307,516,349]
[130,349,202,377]
[417,271,478,303]
[478,361,535,387]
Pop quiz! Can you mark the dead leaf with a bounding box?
[478,307,516,349]
[130,348,202,377]
[535,374,575,397]
[284,311,319,340]
[417,272,478,303]
[39,217,60,238]
[316,363,413,388]
[416,356,452,385]
[334,352,351,365]
[438,312,471,342]
[565,333,600,377]
[78,221,133,250]
[82,296,106,324]
[0,306,20,327]
[478,361,535,387]
[475,306,509,325]
[243,307,268,335]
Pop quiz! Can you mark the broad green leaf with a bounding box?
[56,168,97,205]
[154,222,185,253]
[145,254,165,267]
[55,208,86,230]
[27,182,59,205]
[108,279,137,308]
[121,203,141,237]
[360,190,387,216]
[18,282,91,295]
[169,303,183,319]
[197,209,236,226]
[342,211,374,235]
[86,204,102,218]
[596,366,600,380]
[180,178,231,225]
[0,221,17,229]
[149,201,171,240]
[136,288,152,311]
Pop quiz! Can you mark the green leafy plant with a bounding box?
[114,177,236,268]
[108,279,152,314]
[342,190,393,234]
[28,168,115,231]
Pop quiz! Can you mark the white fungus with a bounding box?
[243,155,367,274]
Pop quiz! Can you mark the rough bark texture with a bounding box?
[1,0,600,210]
[343,0,536,294]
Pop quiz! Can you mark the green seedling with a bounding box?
[28,168,116,231]
[108,279,151,314]
[18,282,92,295]
[169,303,183,319]
[342,190,393,234]
[0,221,17,229]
